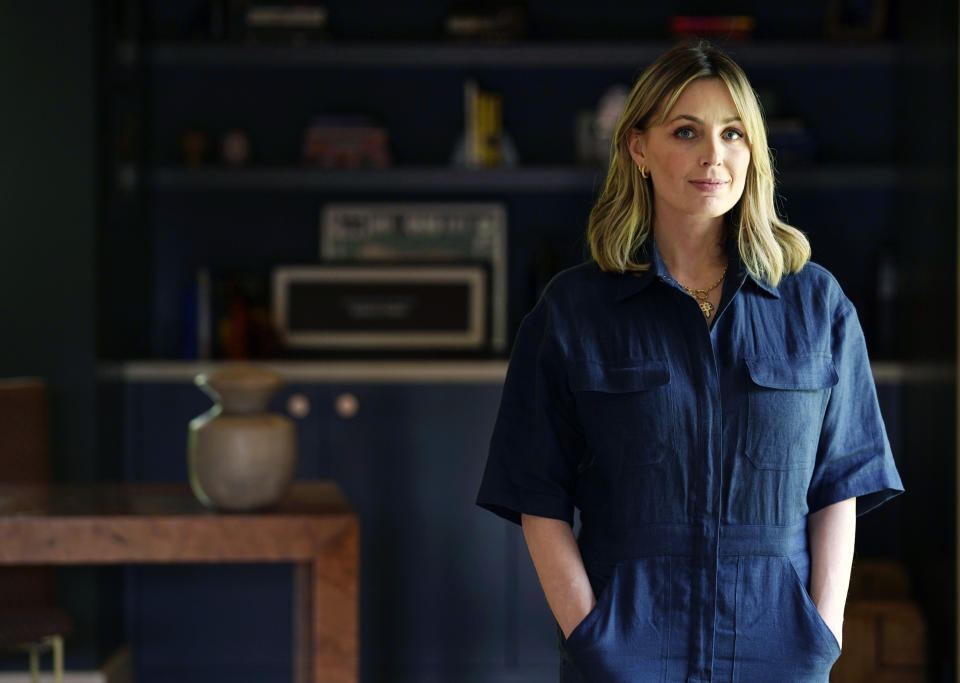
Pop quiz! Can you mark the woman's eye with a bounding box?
[673,127,695,139]
[724,129,745,140]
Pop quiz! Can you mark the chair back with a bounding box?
[0,378,54,608]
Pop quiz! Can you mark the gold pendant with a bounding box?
[699,300,714,318]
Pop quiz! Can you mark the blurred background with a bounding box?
[0,0,956,681]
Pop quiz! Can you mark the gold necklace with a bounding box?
[678,265,728,318]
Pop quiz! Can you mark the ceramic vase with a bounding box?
[188,364,297,511]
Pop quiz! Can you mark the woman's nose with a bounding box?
[700,152,722,167]
[700,138,722,166]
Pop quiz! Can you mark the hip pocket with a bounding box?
[744,356,837,471]
[563,562,621,649]
[733,555,841,682]
[562,557,670,682]
[786,553,842,656]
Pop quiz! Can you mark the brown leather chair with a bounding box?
[0,378,73,682]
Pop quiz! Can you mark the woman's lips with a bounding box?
[690,180,728,191]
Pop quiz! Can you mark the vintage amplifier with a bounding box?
[272,264,489,351]
[319,202,507,353]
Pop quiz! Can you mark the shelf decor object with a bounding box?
[670,15,756,40]
[453,79,518,168]
[272,264,489,351]
[227,1,332,45]
[443,1,528,41]
[188,364,297,510]
[320,202,508,352]
[825,0,888,41]
[301,113,390,168]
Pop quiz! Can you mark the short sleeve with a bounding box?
[476,295,584,526]
[807,300,904,516]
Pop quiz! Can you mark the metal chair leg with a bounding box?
[52,635,64,683]
[28,644,40,683]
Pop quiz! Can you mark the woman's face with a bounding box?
[629,78,750,227]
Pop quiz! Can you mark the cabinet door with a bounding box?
[312,382,559,682]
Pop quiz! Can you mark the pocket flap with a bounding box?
[568,360,670,393]
[745,356,838,391]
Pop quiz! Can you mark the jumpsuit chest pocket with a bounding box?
[567,360,675,468]
[744,356,838,471]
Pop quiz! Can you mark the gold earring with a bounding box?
[640,165,649,179]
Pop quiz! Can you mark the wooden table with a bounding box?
[0,481,359,683]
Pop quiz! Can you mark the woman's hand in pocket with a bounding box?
[820,608,843,650]
[561,597,597,640]
[808,498,855,651]
[521,514,597,641]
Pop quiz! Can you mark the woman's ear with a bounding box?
[626,127,646,167]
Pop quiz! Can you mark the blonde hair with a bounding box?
[587,41,810,286]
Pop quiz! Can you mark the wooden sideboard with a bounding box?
[0,481,359,683]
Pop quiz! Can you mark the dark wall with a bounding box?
[0,3,98,482]
[0,0,110,670]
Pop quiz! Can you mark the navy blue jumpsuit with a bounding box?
[476,238,904,682]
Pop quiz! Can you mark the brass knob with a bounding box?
[334,392,359,419]
[286,392,311,419]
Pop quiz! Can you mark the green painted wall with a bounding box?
[0,1,108,670]
[0,3,98,481]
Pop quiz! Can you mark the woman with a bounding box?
[476,42,903,682]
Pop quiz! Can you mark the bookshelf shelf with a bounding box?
[137,163,942,194]
[118,40,941,70]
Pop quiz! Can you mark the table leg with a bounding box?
[292,520,360,683]
[293,562,312,683]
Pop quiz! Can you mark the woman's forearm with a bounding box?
[807,497,856,648]
[521,513,595,639]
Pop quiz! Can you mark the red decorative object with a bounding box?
[301,115,391,169]
[670,16,756,40]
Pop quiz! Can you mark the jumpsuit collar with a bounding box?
[613,231,781,302]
